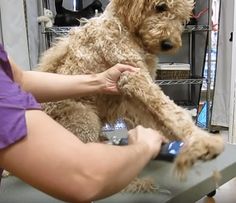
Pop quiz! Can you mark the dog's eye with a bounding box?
[155,4,168,13]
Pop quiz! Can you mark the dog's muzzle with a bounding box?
[161,40,174,51]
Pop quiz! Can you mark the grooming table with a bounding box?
[1,144,236,203]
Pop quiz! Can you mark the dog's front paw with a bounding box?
[174,130,224,179]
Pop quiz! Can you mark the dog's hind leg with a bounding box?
[118,70,224,177]
[42,100,102,143]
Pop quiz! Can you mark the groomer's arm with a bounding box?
[0,110,163,202]
[9,58,137,103]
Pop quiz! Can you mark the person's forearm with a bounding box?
[80,142,153,200]
[0,111,154,203]
[9,58,137,103]
[21,71,105,102]
[9,58,105,102]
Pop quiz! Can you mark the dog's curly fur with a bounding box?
[39,0,224,179]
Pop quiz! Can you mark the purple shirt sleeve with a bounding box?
[0,44,41,149]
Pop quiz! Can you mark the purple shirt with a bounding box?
[0,44,41,178]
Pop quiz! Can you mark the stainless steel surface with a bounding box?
[97,144,236,203]
[1,144,236,203]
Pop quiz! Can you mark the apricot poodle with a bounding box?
[39,0,224,179]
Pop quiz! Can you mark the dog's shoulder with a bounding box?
[68,15,127,40]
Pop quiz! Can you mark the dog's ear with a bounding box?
[112,0,146,32]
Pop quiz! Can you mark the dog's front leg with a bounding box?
[118,70,224,177]
[118,70,195,140]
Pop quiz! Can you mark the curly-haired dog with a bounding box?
[39,0,224,180]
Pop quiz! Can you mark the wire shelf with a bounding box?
[155,78,205,86]
[43,24,210,36]
[184,25,210,32]
[43,27,75,36]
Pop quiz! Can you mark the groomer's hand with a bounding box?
[128,126,166,159]
[98,63,139,94]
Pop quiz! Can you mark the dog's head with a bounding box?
[108,0,194,54]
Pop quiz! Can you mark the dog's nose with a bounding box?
[161,40,174,51]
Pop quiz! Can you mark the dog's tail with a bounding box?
[38,37,69,73]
